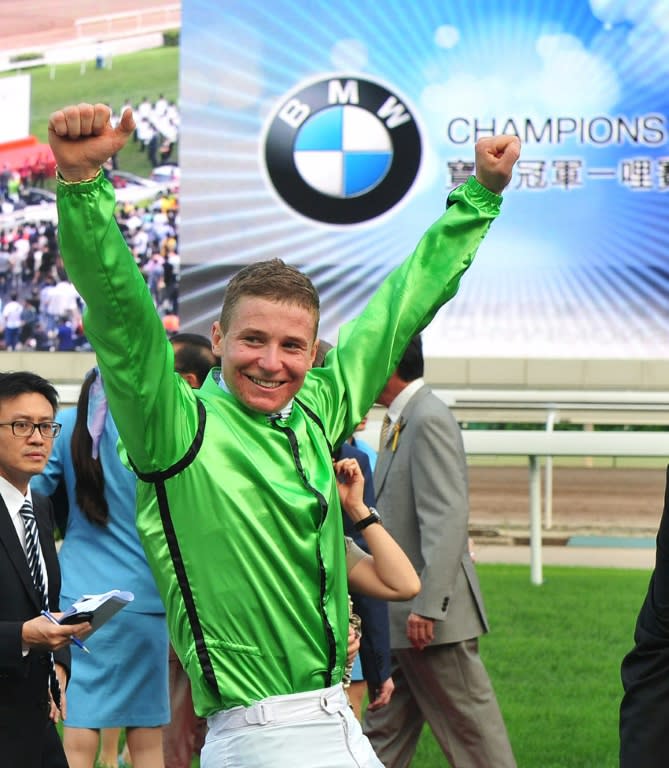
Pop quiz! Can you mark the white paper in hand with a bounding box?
[59,590,134,632]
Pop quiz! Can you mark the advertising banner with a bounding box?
[179,0,669,358]
[0,74,30,144]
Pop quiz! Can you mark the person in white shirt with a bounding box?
[2,292,24,349]
[154,94,168,117]
[45,280,81,328]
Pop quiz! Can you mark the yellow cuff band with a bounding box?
[56,168,103,185]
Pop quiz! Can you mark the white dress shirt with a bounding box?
[382,377,425,447]
[0,474,49,591]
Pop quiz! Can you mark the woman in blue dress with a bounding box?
[33,367,169,768]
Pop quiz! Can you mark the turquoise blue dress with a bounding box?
[32,406,169,727]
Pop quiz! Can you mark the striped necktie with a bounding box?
[20,498,61,709]
[379,413,391,451]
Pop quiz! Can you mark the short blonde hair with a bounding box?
[219,258,320,339]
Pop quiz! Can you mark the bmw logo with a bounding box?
[263,76,422,225]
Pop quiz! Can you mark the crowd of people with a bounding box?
[0,186,180,352]
[121,94,180,169]
[0,98,526,768]
[0,94,181,353]
[0,156,55,204]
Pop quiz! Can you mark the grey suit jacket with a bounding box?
[374,384,488,648]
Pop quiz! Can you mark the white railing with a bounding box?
[360,418,668,586]
[434,388,669,425]
[0,3,180,74]
[75,4,180,39]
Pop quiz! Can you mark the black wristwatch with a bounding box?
[354,507,382,531]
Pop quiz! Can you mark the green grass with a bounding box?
[55,563,649,767]
[410,564,649,768]
[1,46,180,177]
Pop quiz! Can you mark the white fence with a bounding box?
[0,3,180,74]
[75,4,180,40]
[360,412,668,586]
[435,388,669,426]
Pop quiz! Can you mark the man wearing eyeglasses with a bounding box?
[0,371,91,768]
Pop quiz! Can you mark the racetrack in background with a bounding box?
[0,0,178,52]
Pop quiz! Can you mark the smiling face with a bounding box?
[0,392,56,492]
[212,296,319,414]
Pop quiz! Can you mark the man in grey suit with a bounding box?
[363,336,515,768]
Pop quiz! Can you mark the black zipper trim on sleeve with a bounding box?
[129,399,220,696]
[129,399,207,482]
[270,411,337,686]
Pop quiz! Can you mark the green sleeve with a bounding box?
[303,176,502,446]
[56,173,197,471]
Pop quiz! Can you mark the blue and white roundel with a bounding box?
[294,106,393,198]
[264,75,421,224]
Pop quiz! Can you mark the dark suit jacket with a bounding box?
[374,384,488,648]
[337,442,392,697]
[0,491,70,768]
[620,465,669,768]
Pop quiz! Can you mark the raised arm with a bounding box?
[48,103,135,181]
[335,457,420,601]
[474,134,521,194]
[303,135,521,449]
[48,102,195,472]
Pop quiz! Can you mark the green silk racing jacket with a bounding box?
[56,173,502,716]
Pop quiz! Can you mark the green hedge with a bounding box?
[9,51,43,63]
[162,29,180,47]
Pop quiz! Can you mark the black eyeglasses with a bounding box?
[0,420,62,438]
